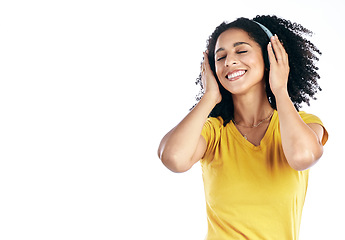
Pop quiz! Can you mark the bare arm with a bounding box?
[275,90,324,170]
[158,52,221,173]
[158,93,217,172]
[268,35,325,171]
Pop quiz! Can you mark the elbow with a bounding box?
[286,147,323,171]
[158,151,192,173]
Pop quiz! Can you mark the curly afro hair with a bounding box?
[195,15,322,126]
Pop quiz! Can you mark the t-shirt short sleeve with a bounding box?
[299,111,328,146]
[201,117,223,161]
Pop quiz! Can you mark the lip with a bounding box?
[226,69,247,81]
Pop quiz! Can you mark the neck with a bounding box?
[232,85,274,126]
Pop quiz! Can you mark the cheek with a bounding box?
[242,54,258,64]
[245,54,265,71]
[215,63,223,79]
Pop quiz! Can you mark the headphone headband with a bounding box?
[252,20,274,39]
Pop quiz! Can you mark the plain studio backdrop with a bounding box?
[0,0,344,239]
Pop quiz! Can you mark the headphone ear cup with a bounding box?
[264,41,276,69]
[263,45,270,70]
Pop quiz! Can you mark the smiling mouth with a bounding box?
[226,70,246,81]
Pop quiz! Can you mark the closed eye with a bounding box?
[217,51,247,61]
[216,56,226,62]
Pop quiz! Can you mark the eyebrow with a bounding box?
[215,42,251,54]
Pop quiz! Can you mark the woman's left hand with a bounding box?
[267,35,290,96]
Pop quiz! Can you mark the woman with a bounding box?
[158,15,328,239]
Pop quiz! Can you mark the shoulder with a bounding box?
[201,117,225,163]
[298,111,323,125]
[205,116,224,128]
[201,116,224,143]
[298,111,328,145]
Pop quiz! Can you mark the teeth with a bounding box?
[227,70,245,79]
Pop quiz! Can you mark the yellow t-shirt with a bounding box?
[200,111,328,240]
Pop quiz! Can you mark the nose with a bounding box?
[225,54,239,67]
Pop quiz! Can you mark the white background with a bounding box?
[0,0,344,239]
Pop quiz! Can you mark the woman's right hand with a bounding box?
[158,51,221,173]
[201,51,222,104]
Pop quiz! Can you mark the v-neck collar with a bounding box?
[228,110,278,150]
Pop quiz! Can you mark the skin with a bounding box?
[158,28,324,172]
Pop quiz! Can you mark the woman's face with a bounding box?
[214,28,266,95]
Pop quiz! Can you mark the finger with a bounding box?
[275,35,288,63]
[270,35,283,62]
[201,52,206,70]
[271,35,287,63]
[203,51,212,72]
[201,52,207,88]
[267,42,276,65]
[203,51,209,66]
